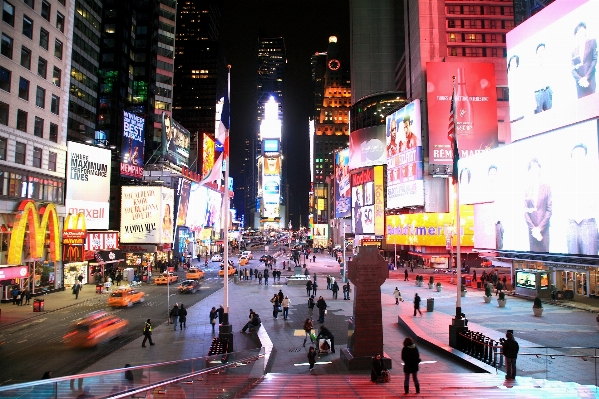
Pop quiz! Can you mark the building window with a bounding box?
[0,65,10,92]
[41,0,50,21]
[50,94,58,114]
[464,47,483,57]
[0,101,7,125]
[448,20,456,29]
[496,86,509,101]
[48,151,56,171]
[24,0,33,8]
[0,137,6,160]
[15,141,26,164]
[20,46,31,69]
[22,15,33,39]
[37,57,46,78]
[49,122,57,142]
[54,39,62,59]
[449,33,456,42]
[56,11,64,32]
[35,86,45,108]
[32,147,41,168]
[1,33,13,58]
[18,77,29,100]
[34,116,43,137]
[16,109,27,132]
[39,28,48,50]
[2,1,14,26]
[52,66,60,86]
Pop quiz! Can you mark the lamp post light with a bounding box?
[444,225,455,282]
[342,221,347,283]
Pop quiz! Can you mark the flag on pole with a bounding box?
[200,93,229,186]
[448,78,459,185]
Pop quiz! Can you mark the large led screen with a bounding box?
[507,0,599,141]
[460,119,599,255]
[427,62,499,165]
[263,157,280,176]
[176,179,191,227]
[186,184,222,234]
[202,134,215,180]
[349,125,386,170]
[351,167,384,235]
[334,148,351,218]
[120,186,174,244]
[386,100,424,209]
[162,112,191,167]
[120,111,145,179]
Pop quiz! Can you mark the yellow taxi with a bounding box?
[239,256,249,266]
[107,288,145,307]
[218,264,236,277]
[185,267,205,280]
[63,311,129,347]
[155,272,179,285]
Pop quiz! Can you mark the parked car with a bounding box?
[155,272,179,285]
[211,254,223,262]
[63,311,129,347]
[107,288,145,308]
[178,280,201,294]
[219,264,236,277]
[185,267,205,280]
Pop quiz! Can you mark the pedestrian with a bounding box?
[115,271,122,287]
[404,269,409,281]
[312,281,318,296]
[307,295,315,320]
[245,268,249,281]
[209,307,218,333]
[303,318,314,346]
[413,293,422,316]
[326,275,331,290]
[78,274,84,289]
[170,303,179,330]
[277,269,281,283]
[401,337,420,394]
[217,304,224,323]
[282,295,290,320]
[472,270,477,283]
[371,353,388,382]
[316,296,327,323]
[502,332,519,380]
[306,280,313,296]
[271,294,280,319]
[249,267,253,280]
[178,303,187,329]
[307,346,317,372]
[142,319,155,347]
[313,255,316,263]
[278,289,284,304]
[72,282,81,300]
[241,312,261,333]
[264,269,269,285]
[332,281,339,299]
[258,272,263,285]
[496,281,503,296]
[316,325,335,353]
[344,282,351,300]
[393,287,403,304]
[23,287,31,305]
[313,272,317,283]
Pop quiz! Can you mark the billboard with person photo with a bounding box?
[334,148,351,218]
[162,112,191,167]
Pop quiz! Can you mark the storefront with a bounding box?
[64,261,88,287]
[121,244,157,280]
[88,250,125,284]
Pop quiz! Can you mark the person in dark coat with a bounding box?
[316,296,327,323]
[217,304,224,322]
[169,304,179,330]
[316,325,335,353]
[142,319,155,347]
[277,289,284,304]
[271,295,280,319]
[306,280,313,296]
[331,281,339,299]
[371,353,387,382]
[502,332,519,380]
[413,293,422,316]
[178,303,187,329]
[401,337,420,394]
[209,307,218,333]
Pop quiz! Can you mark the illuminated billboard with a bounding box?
[176,179,191,227]
[120,110,144,179]
[65,141,111,230]
[460,118,599,255]
[313,224,329,246]
[351,166,384,235]
[386,100,424,209]
[262,139,280,153]
[334,148,351,218]
[263,157,281,176]
[120,186,174,244]
[349,125,386,170]
[161,112,191,167]
[260,97,282,139]
[427,62,499,165]
[186,184,222,234]
[507,0,599,141]
[257,156,263,197]
[202,133,215,180]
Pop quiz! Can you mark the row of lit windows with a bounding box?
[448,19,514,30]
[448,33,505,43]
[0,101,59,143]
[446,5,513,16]
[0,168,64,203]
[448,47,507,57]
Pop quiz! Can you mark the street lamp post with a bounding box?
[342,221,347,283]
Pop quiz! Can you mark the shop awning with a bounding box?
[93,250,125,264]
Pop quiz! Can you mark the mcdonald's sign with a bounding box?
[63,245,84,263]
[63,213,87,245]
[8,200,61,265]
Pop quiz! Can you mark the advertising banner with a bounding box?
[349,125,386,170]
[427,62,499,165]
[186,184,222,234]
[334,148,351,218]
[176,179,191,227]
[202,133,215,180]
[507,0,599,141]
[65,141,111,229]
[460,119,599,255]
[373,166,384,236]
[263,157,281,176]
[386,100,424,209]
[0,266,29,281]
[162,112,191,167]
[313,224,329,246]
[351,167,378,235]
[120,186,174,244]
[120,110,144,179]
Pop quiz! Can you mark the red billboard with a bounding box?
[427,62,499,165]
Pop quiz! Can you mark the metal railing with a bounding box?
[0,347,266,399]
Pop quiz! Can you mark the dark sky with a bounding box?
[219,1,350,227]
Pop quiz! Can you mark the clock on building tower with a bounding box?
[328,59,340,71]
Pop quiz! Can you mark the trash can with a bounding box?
[96,284,104,294]
[33,299,44,312]
[426,298,434,312]
[234,274,238,283]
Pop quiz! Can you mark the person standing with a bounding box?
[282,295,290,320]
[413,293,422,316]
[264,269,269,285]
[303,318,314,346]
[258,272,263,285]
[393,287,403,304]
[401,337,420,394]
[313,254,316,263]
[178,303,187,330]
[72,282,81,300]
[332,281,339,299]
[326,275,331,290]
[307,346,317,372]
[77,274,84,290]
[306,280,313,297]
[343,282,351,300]
[142,319,155,347]
[404,269,409,281]
[502,332,519,380]
[23,287,31,306]
[307,295,315,320]
[316,296,327,323]
[209,307,218,333]
[170,304,179,330]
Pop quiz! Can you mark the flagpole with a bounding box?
[453,75,462,320]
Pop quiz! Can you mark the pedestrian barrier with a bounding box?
[457,330,503,368]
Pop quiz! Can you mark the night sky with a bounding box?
[219,0,350,228]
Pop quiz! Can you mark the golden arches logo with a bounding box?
[8,200,61,265]
[64,212,86,231]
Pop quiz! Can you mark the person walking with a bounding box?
[303,318,314,346]
[316,296,327,323]
[307,295,315,320]
[307,346,317,372]
[401,337,420,394]
[77,274,84,290]
[332,281,339,299]
[142,319,155,347]
[282,295,291,320]
[209,307,218,333]
[312,280,318,297]
[178,303,187,330]
[344,282,351,300]
[170,304,179,330]
[264,269,269,285]
[277,289,284,304]
[393,287,403,304]
[313,272,317,283]
[313,255,316,263]
[258,272,263,285]
[326,275,331,290]
[306,280,313,296]
[413,293,422,316]
[72,282,81,300]
[271,294,280,319]
[502,332,519,380]
[217,304,224,324]
[23,287,31,305]
[404,269,409,281]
